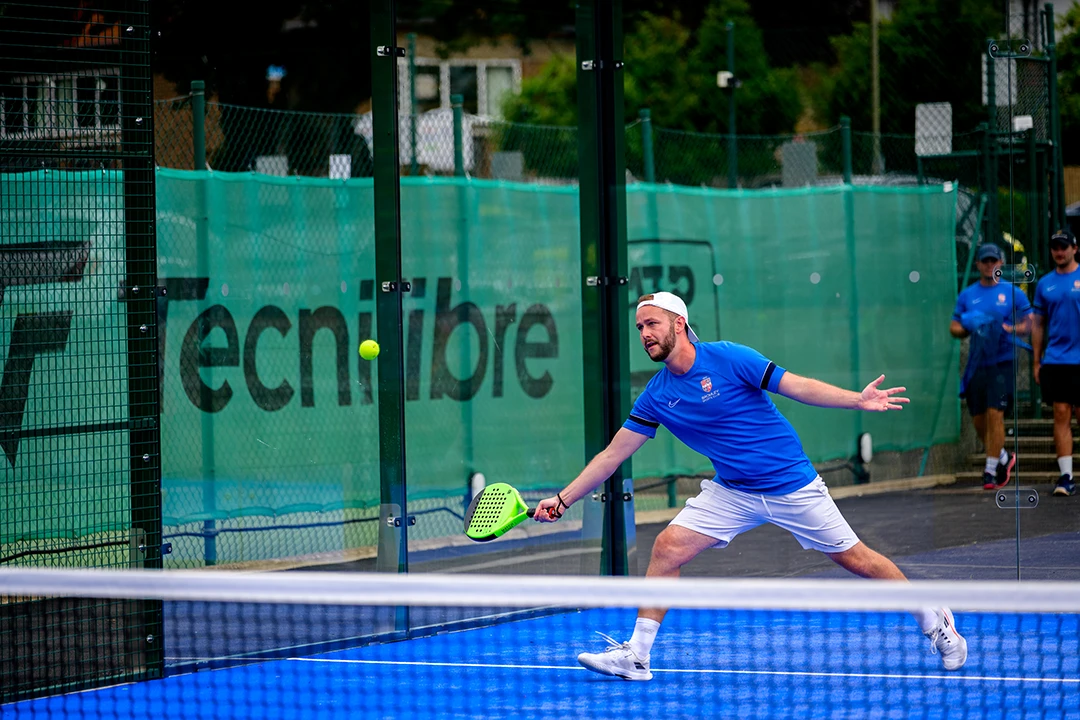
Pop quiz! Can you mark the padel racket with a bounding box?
[464,482,536,542]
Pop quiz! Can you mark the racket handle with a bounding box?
[526,508,536,517]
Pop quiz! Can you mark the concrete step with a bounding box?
[968,453,1078,471]
[956,470,1066,486]
[1006,418,1079,433]
[998,436,1079,453]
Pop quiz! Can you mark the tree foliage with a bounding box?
[503,0,802,135]
[154,0,373,112]
[1057,2,1080,165]
[814,0,1001,133]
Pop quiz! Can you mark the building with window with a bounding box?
[0,3,125,170]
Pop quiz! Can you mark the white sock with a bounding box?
[628,617,661,657]
[1059,456,1073,478]
[985,457,999,475]
[999,448,1009,464]
[912,607,939,634]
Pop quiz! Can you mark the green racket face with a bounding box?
[464,483,528,541]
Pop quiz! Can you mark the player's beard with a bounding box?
[1054,249,1075,269]
[647,321,677,362]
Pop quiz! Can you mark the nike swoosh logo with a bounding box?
[668,399,680,408]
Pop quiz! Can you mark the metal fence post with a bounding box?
[191,79,216,565]
[450,92,474,494]
[452,93,465,177]
[192,80,206,170]
[1046,4,1066,228]
[577,0,632,576]
[985,39,1001,246]
[726,21,737,189]
[981,121,999,245]
[408,33,419,177]
[986,38,996,128]
[370,0,410,591]
[1028,128,1039,265]
[840,115,862,445]
[639,108,655,183]
[841,116,852,184]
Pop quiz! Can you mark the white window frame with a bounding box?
[1,67,121,140]
[397,58,522,118]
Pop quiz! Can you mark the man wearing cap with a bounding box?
[533,291,967,679]
[950,243,1032,490]
[1032,230,1080,496]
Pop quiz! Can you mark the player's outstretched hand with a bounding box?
[858,374,909,411]
[533,496,563,523]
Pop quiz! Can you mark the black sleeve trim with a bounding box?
[627,414,659,429]
[760,362,777,390]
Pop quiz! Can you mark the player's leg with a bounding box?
[1045,365,1077,496]
[1052,403,1075,495]
[1053,402,1074,466]
[967,365,1012,488]
[769,478,968,670]
[825,541,905,579]
[971,411,988,445]
[643,479,763,622]
[644,525,725,592]
[991,361,1017,488]
[575,520,722,681]
[577,481,762,681]
[970,402,997,490]
[985,407,1011,488]
[968,365,989,449]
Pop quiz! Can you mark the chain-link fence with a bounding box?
[1,0,163,702]
[153,98,999,189]
[153,95,1060,287]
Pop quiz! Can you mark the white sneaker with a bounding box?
[925,608,967,670]
[577,632,653,681]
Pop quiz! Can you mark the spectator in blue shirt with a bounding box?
[950,243,1032,490]
[1033,230,1080,496]
[533,292,967,681]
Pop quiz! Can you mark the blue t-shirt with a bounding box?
[623,341,818,495]
[1033,266,1080,365]
[952,281,1032,366]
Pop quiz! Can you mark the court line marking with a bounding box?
[290,657,1079,684]
[440,547,599,573]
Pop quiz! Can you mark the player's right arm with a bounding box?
[1032,282,1047,383]
[1032,314,1046,383]
[950,291,968,338]
[533,428,649,522]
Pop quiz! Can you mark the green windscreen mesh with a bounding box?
[3,172,959,569]
[626,183,961,475]
[0,0,162,702]
[0,172,132,561]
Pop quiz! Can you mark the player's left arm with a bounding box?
[777,373,909,412]
[1003,286,1033,335]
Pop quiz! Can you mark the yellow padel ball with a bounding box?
[358,339,380,360]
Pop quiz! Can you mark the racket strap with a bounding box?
[555,492,569,518]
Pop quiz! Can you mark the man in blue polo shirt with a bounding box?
[950,242,1032,490]
[533,292,967,680]
[1033,229,1080,496]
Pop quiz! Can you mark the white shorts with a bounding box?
[670,477,860,554]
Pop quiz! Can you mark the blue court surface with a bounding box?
[6,606,1078,720]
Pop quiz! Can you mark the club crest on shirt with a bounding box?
[997,293,1006,304]
[700,377,712,392]
[1073,280,1080,291]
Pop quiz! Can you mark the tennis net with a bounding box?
[2,569,1078,718]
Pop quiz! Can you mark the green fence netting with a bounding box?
[156,102,932,190]
[2,171,959,568]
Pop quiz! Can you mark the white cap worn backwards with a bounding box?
[636,291,699,343]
